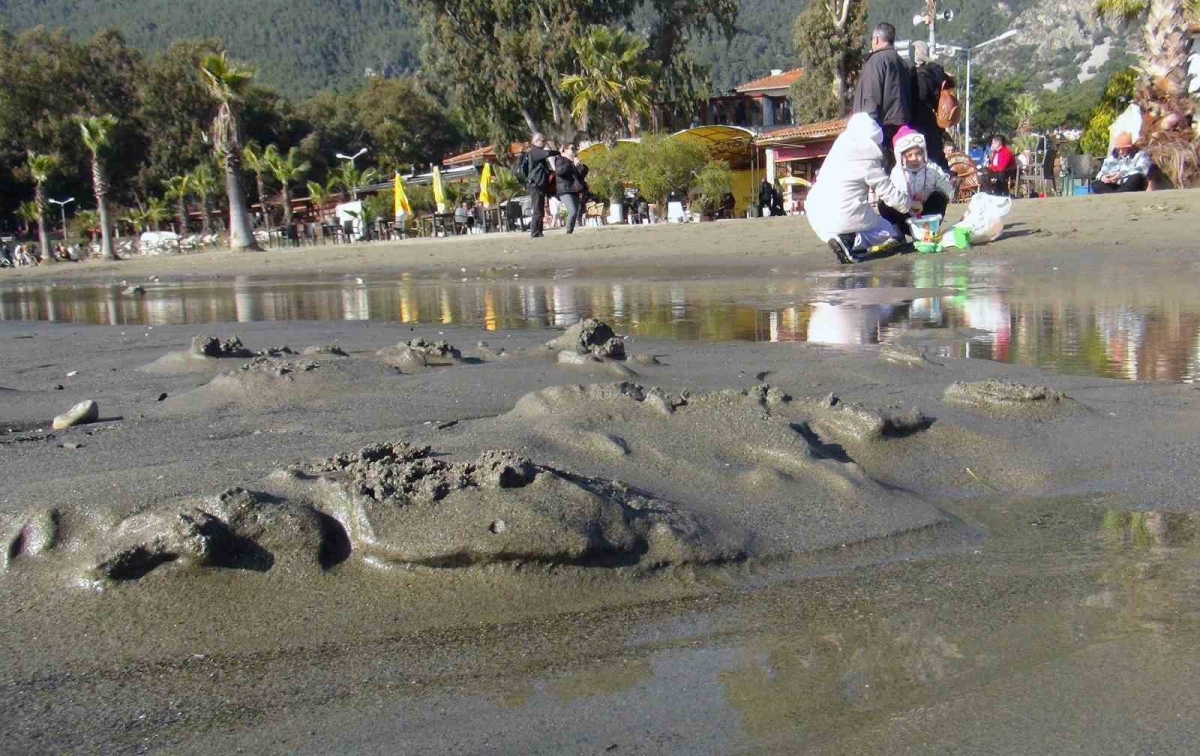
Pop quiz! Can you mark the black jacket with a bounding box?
[852,47,911,127]
[912,63,954,168]
[526,146,559,190]
[554,157,589,195]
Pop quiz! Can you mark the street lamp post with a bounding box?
[933,30,1019,151]
[335,147,369,200]
[48,197,74,241]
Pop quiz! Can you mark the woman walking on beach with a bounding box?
[554,144,590,234]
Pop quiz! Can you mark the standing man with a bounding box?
[525,133,559,239]
[910,41,953,170]
[853,22,911,170]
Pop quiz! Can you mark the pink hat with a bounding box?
[894,125,919,143]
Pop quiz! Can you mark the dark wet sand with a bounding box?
[5,193,1200,754]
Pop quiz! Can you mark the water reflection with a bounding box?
[5,255,1200,382]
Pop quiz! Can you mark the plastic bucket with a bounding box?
[906,214,943,243]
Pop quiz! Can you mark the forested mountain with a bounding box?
[0,0,421,97]
[1,0,1132,98]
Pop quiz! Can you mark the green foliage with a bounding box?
[1081,68,1137,156]
[788,0,867,123]
[692,159,733,212]
[491,167,524,202]
[585,144,638,200]
[625,134,710,205]
[560,27,658,138]
[70,209,100,239]
[408,0,736,142]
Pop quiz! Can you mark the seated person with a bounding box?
[804,113,910,264]
[1091,132,1151,194]
[879,127,954,237]
[980,134,1016,195]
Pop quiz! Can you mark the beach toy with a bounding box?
[952,225,972,249]
[908,214,943,254]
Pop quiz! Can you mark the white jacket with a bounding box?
[805,113,909,238]
[889,130,955,205]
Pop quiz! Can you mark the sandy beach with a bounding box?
[4,192,1200,754]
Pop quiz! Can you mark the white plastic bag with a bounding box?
[959,193,1012,244]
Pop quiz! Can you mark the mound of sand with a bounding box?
[437,382,948,559]
[376,338,464,370]
[944,380,1070,414]
[141,334,256,374]
[153,351,399,412]
[547,318,626,359]
[3,441,736,585]
[3,487,335,584]
[283,442,730,569]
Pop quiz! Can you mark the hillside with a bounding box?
[0,0,421,97]
[694,0,1134,92]
[1,0,1133,98]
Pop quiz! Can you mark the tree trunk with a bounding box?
[222,145,259,251]
[35,183,53,264]
[200,194,212,236]
[93,158,116,261]
[176,197,187,237]
[282,184,293,226]
[256,173,272,232]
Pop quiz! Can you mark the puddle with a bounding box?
[4,254,1200,381]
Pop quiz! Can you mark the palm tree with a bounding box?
[163,175,192,236]
[73,210,101,246]
[189,163,218,236]
[243,142,275,233]
[305,179,339,241]
[144,196,170,231]
[559,27,658,138]
[25,152,60,264]
[14,201,39,237]
[77,114,119,260]
[266,146,311,226]
[493,167,524,202]
[199,52,259,250]
[332,162,378,201]
[1095,0,1198,183]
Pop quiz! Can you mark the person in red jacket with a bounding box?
[981,134,1016,196]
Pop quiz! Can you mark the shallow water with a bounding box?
[4,254,1199,381]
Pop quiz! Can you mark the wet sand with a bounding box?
[5,192,1200,754]
[1,192,1196,286]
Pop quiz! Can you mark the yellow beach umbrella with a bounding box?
[432,166,446,213]
[393,173,412,217]
[478,162,494,207]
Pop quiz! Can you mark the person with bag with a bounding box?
[910,41,955,169]
[554,143,589,234]
[520,133,559,238]
[804,113,910,264]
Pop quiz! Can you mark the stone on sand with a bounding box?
[52,400,99,430]
[547,319,625,359]
[377,338,463,369]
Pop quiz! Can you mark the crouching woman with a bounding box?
[805,113,910,265]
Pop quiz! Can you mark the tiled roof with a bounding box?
[443,142,525,167]
[755,117,849,145]
[735,68,804,93]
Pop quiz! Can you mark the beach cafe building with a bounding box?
[753,117,848,214]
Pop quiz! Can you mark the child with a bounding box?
[881,126,954,238]
[805,113,910,264]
